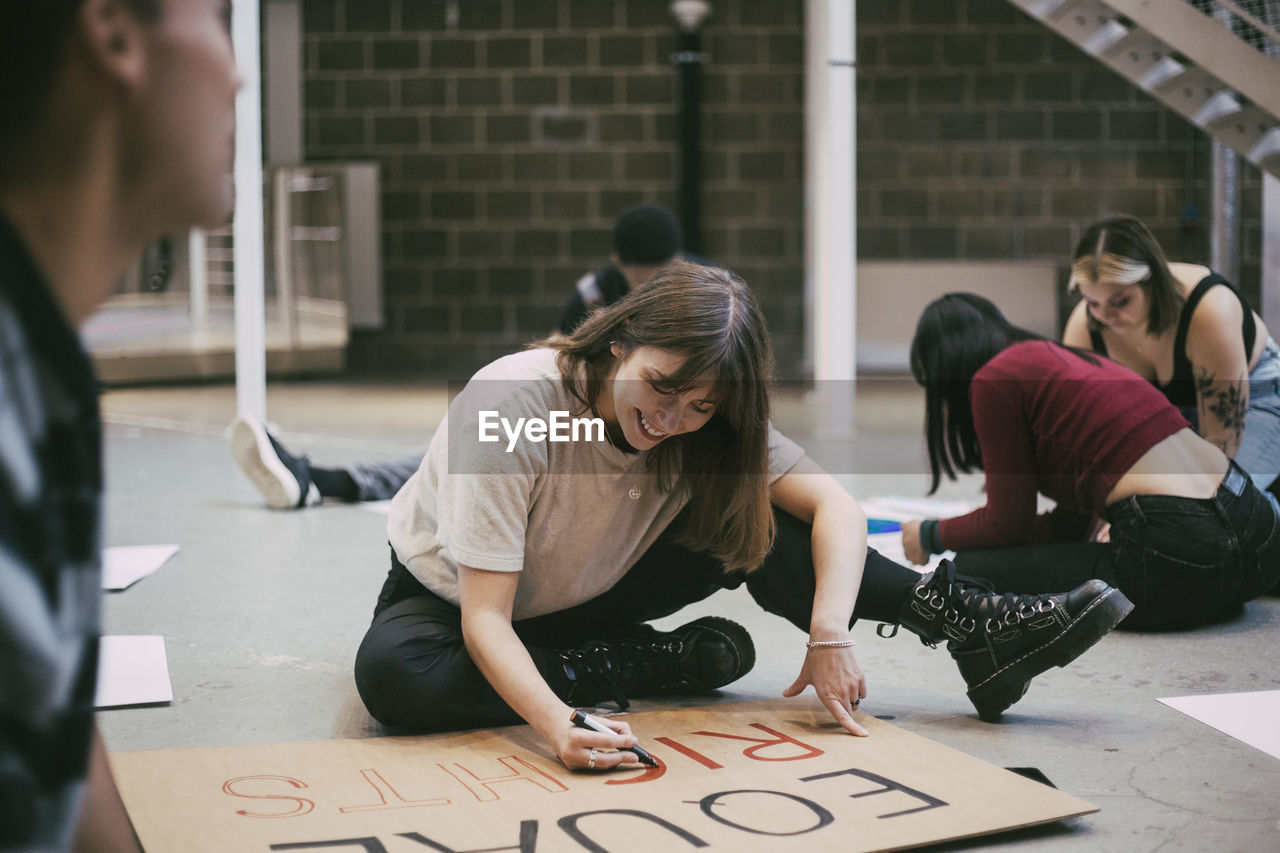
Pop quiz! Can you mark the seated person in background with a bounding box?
[901,293,1280,631]
[558,202,702,333]
[230,203,703,509]
[1063,214,1280,501]
[352,264,1132,771]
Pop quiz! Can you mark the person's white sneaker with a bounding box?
[228,414,321,509]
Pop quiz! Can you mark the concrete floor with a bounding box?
[96,378,1280,852]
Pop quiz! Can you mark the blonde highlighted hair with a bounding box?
[1069,215,1182,336]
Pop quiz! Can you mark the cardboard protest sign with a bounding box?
[110,697,1095,852]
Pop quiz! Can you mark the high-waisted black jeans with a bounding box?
[953,460,1280,631]
[354,509,921,733]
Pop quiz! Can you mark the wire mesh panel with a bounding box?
[1191,0,1280,55]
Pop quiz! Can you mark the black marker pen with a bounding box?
[569,709,658,767]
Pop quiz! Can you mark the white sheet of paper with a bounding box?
[102,544,179,590]
[95,635,173,709]
[866,531,951,573]
[1157,690,1280,761]
[861,496,966,573]
[860,496,975,522]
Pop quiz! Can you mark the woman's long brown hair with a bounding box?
[539,262,777,572]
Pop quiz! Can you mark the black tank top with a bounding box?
[1088,272,1257,412]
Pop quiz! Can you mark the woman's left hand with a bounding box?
[782,645,869,737]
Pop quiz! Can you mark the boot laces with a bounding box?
[967,590,1057,634]
[612,632,688,688]
[914,564,1056,637]
[562,644,630,710]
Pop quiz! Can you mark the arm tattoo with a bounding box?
[1193,365,1246,448]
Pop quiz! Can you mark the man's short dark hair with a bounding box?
[612,204,682,266]
[0,0,161,144]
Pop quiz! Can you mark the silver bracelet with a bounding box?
[805,639,856,649]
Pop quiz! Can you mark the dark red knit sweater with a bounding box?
[937,340,1188,550]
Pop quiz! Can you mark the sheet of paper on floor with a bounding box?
[1157,690,1280,761]
[858,496,975,522]
[95,635,173,709]
[102,543,179,590]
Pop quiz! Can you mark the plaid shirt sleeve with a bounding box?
[0,277,103,850]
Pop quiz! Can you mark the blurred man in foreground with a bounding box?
[0,1,241,847]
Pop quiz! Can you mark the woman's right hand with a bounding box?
[459,567,642,773]
[545,709,643,771]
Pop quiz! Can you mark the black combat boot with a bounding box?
[888,561,1133,721]
[559,616,756,711]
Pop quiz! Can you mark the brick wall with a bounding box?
[857,0,1262,311]
[299,0,1261,380]
[301,0,806,378]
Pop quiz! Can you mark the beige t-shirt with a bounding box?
[386,348,805,620]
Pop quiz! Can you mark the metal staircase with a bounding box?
[1009,0,1280,178]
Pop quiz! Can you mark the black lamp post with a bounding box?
[671,1,711,254]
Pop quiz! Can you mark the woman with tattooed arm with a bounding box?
[1062,215,1280,505]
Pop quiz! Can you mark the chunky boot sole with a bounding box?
[956,585,1134,721]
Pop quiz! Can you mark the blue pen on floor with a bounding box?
[866,518,901,534]
[570,709,658,767]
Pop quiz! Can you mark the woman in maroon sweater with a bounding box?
[901,293,1280,630]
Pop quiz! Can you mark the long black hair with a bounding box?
[909,292,1097,493]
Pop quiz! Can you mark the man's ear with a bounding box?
[77,0,148,91]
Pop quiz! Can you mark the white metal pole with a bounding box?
[805,0,857,437]
[1264,173,1280,336]
[188,228,207,326]
[233,0,267,420]
[273,168,299,346]
[803,0,821,381]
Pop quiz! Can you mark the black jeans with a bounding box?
[953,460,1280,631]
[353,509,921,733]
